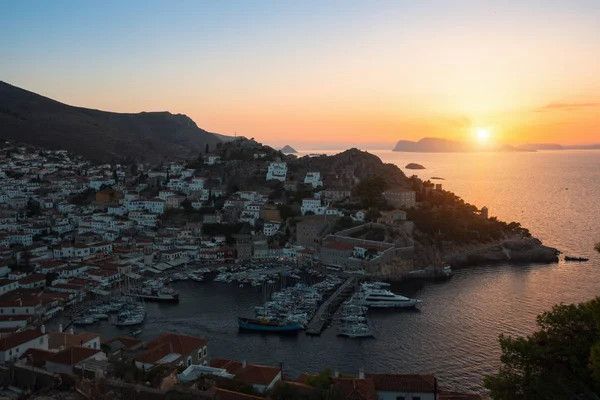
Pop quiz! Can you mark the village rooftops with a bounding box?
[332,377,377,400]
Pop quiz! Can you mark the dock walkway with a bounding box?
[306,277,356,336]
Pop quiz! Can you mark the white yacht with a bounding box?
[338,321,373,338]
[357,285,422,308]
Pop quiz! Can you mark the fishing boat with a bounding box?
[565,256,589,262]
[73,318,95,326]
[238,317,303,333]
[338,321,374,338]
[136,287,179,303]
[130,329,143,337]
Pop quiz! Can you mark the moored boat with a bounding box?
[135,287,180,303]
[565,256,589,262]
[237,317,303,333]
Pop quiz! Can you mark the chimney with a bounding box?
[334,370,339,378]
[242,360,247,369]
[58,324,63,333]
[69,327,74,334]
[358,367,365,380]
[40,325,45,334]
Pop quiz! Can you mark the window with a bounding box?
[187,357,192,366]
[39,338,43,344]
[25,309,28,313]
[12,309,15,314]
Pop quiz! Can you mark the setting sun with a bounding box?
[476,128,491,143]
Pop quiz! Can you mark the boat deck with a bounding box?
[306,277,356,336]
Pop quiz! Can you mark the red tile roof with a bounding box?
[47,346,100,366]
[0,329,45,351]
[210,358,280,386]
[212,388,264,400]
[365,373,436,393]
[20,348,54,367]
[48,332,99,350]
[18,274,46,284]
[332,377,377,400]
[235,364,280,386]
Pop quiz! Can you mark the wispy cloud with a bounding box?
[536,102,599,112]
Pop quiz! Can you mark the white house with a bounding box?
[0,328,49,364]
[301,198,321,215]
[203,155,221,165]
[266,162,287,182]
[304,172,323,188]
[0,279,18,295]
[263,222,281,236]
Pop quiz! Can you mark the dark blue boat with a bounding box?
[238,317,303,333]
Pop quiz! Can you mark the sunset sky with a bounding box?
[2,0,599,149]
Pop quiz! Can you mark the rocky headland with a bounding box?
[443,237,560,268]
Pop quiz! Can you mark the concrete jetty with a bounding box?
[306,277,356,336]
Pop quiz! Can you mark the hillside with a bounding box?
[516,143,564,151]
[0,81,222,162]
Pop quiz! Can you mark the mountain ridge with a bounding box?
[0,81,222,162]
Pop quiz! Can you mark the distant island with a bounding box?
[280,145,298,153]
[393,137,532,153]
[516,143,565,151]
[405,163,425,170]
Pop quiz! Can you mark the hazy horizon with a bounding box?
[2,1,599,148]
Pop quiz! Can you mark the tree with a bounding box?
[205,143,210,153]
[484,297,600,399]
[365,208,382,222]
[181,199,194,214]
[130,164,138,177]
[26,199,41,217]
[45,272,59,286]
[112,169,118,183]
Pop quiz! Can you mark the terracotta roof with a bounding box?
[365,373,436,393]
[20,348,54,367]
[18,274,46,284]
[47,346,100,366]
[0,329,45,351]
[136,333,208,364]
[210,358,245,374]
[213,388,264,400]
[0,279,16,287]
[235,363,280,386]
[102,336,143,350]
[332,377,377,400]
[296,372,316,383]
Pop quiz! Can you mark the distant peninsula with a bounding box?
[393,137,532,153]
[281,145,298,153]
[405,163,425,170]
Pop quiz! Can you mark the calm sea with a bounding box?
[64,150,600,396]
